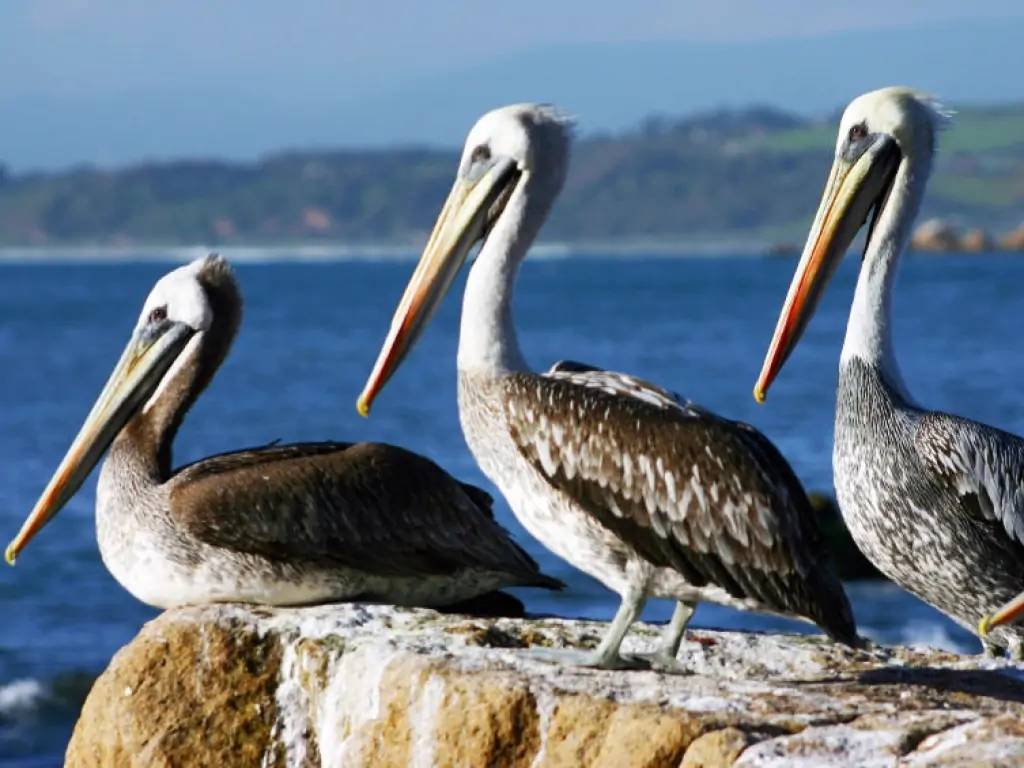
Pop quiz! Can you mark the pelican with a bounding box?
[6,254,561,609]
[754,87,1024,658]
[358,104,857,669]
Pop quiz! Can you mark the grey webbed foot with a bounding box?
[634,650,690,675]
[526,589,648,670]
[526,646,649,670]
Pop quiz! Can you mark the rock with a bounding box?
[682,727,755,767]
[960,228,992,253]
[66,609,282,767]
[998,225,1024,251]
[911,218,962,252]
[67,604,1024,767]
[911,220,995,254]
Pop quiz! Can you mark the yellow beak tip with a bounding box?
[978,615,993,637]
[356,397,371,418]
[5,544,18,566]
[753,386,767,405]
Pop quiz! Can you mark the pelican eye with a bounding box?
[148,306,168,324]
[465,145,495,182]
[848,123,867,142]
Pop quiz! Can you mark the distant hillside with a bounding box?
[1,104,1022,247]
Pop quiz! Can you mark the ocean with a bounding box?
[2,251,1023,763]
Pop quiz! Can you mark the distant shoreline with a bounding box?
[0,242,1021,263]
[2,104,1022,253]
[0,240,769,263]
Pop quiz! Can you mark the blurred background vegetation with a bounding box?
[1,103,1022,247]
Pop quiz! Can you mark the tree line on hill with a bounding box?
[1,105,1021,247]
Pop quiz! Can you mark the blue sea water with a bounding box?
[2,251,1023,763]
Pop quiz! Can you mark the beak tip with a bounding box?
[5,543,18,566]
[978,614,992,638]
[356,395,371,418]
[753,385,767,405]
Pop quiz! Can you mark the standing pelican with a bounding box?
[358,104,856,669]
[754,87,1024,658]
[6,255,561,608]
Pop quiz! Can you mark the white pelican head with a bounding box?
[357,104,572,416]
[139,256,221,334]
[754,87,949,403]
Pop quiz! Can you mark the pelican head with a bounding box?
[754,87,947,402]
[357,103,571,415]
[6,255,235,564]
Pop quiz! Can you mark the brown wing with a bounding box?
[504,370,856,642]
[168,441,557,586]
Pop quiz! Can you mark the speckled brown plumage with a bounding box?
[836,357,1024,654]
[500,366,856,644]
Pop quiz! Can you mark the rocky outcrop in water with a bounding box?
[66,603,1024,767]
[911,219,961,252]
[999,224,1024,251]
[909,219,1024,254]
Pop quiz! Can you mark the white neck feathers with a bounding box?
[840,148,930,401]
[457,171,548,375]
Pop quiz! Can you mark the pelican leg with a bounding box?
[636,601,695,674]
[661,601,696,657]
[981,635,1003,659]
[1008,636,1024,662]
[528,590,647,670]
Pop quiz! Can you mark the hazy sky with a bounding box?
[2,1,1023,170]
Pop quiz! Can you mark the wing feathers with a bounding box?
[916,412,1024,546]
[504,368,856,641]
[169,441,556,586]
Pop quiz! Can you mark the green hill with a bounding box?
[1,104,1022,247]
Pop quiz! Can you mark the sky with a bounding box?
[2,1,1023,171]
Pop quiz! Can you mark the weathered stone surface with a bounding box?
[682,727,755,767]
[66,604,1024,767]
[66,611,282,767]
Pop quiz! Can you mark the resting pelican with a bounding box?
[754,87,1024,658]
[6,255,561,608]
[358,104,857,669]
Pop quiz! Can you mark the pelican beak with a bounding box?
[5,321,194,564]
[357,156,521,416]
[754,135,901,403]
[979,592,1024,637]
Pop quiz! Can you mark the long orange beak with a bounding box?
[6,322,193,564]
[754,135,901,403]
[979,591,1024,637]
[357,156,520,416]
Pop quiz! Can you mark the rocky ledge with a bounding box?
[66,603,1024,767]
